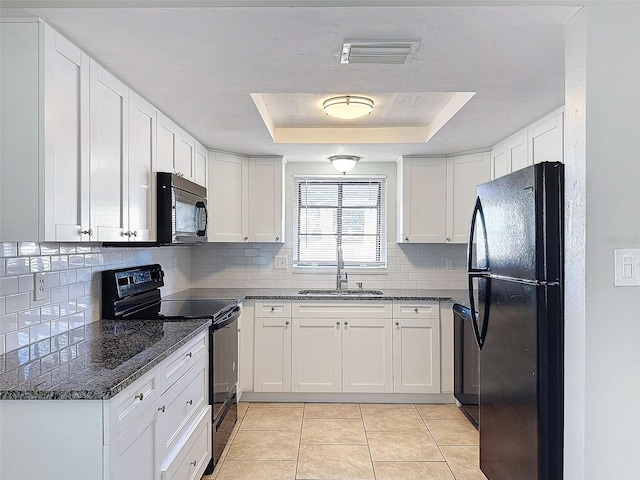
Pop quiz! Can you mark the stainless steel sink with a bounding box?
[297,289,384,296]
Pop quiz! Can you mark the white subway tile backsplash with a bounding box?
[68,255,85,268]
[59,270,77,286]
[68,283,85,300]
[51,255,69,270]
[0,334,5,355]
[6,258,30,275]
[5,328,29,351]
[68,312,85,330]
[0,313,18,334]
[29,256,51,272]
[18,274,34,293]
[1,243,18,258]
[0,276,19,296]
[18,309,41,328]
[50,286,69,303]
[29,322,50,343]
[5,293,31,314]
[18,242,40,256]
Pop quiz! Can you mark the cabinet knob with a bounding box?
[158,405,165,413]
[336,321,340,326]
[285,321,290,325]
[244,236,248,241]
[405,237,409,242]
[135,393,144,401]
[186,352,192,358]
[395,322,400,326]
[275,236,280,241]
[190,461,197,467]
[186,399,193,406]
[81,228,93,236]
[414,308,419,314]
[446,237,451,242]
[344,322,348,326]
[122,231,130,237]
[271,307,275,312]
[133,230,138,237]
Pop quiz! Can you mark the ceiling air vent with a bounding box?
[340,41,420,64]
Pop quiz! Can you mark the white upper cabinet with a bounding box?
[194,141,208,188]
[127,93,156,242]
[208,152,285,243]
[397,153,490,244]
[1,21,92,242]
[397,157,447,243]
[446,152,491,244]
[156,112,178,175]
[491,108,564,180]
[176,129,195,182]
[89,61,129,242]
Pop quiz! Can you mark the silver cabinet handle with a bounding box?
[158,405,165,413]
[81,228,93,236]
[133,230,138,237]
[186,399,193,406]
[123,231,131,237]
[190,461,197,467]
[186,352,192,358]
[135,393,144,401]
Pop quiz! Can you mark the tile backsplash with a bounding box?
[0,242,193,355]
[192,241,467,291]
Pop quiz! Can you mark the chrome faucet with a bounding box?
[336,245,348,290]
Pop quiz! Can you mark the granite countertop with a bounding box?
[164,288,470,306]
[0,318,211,401]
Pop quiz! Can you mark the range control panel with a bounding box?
[103,264,165,300]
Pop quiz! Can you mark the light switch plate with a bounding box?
[614,249,640,286]
[446,257,455,270]
[274,255,288,270]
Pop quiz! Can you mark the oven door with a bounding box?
[211,306,240,421]
[172,187,208,243]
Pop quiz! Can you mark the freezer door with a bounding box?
[479,277,563,480]
[475,162,563,282]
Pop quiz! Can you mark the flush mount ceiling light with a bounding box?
[323,96,374,120]
[329,155,360,174]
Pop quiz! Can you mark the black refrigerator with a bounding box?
[467,162,563,480]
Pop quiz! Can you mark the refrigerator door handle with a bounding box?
[468,273,490,350]
[467,196,489,273]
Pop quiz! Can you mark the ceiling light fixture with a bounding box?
[329,155,360,174]
[323,96,374,120]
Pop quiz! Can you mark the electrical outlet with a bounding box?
[34,272,47,301]
[446,257,455,270]
[274,255,288,270]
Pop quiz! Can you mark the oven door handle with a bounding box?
[213,305,241,330]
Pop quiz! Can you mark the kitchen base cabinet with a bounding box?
[392,301,441,394]
[254,301,292,392]
[0,332,210,480]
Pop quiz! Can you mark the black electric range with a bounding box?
[101,264,239,473]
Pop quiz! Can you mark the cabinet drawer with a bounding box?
[255,300,291,317]
[292,300,392,318]
[110,367,158,438]
[161,405,212,480]
[157,354,208,460]
[393,301,439,318]
[159,331,208,392]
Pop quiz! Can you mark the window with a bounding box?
[293,175,387,269]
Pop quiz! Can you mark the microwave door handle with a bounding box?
[195,201,208,236]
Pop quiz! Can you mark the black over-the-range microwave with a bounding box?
[157,172,208,244]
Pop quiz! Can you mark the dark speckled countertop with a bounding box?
[0,318,211,400]
[164,288,470,306]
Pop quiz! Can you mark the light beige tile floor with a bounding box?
[202,402,487,480]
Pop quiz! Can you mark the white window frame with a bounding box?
[293,174,387,271]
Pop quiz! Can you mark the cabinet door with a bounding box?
[342,318,393,393]
[90,61,129,241]
[392,317,441,393]
[208,151,249,242]
[248,157,285,243]
[446,152,491,244]
[529,112,564,164]
[111,403,159,480]
[398,157,446,243]
[128,93,156,241]
[43,25,91,241]
[254,316,292,392]
[176,129,195,181]
[510,133,528,172]
[156,112,177,173]
[491,143,510,181]
[194,141,208,187]
[291,317,341,392]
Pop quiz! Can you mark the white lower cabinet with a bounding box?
[392,301,441,393]
[0,331,210,480]
[253,300,292,393]
[290,301,393,393]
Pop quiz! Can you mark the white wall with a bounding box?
[564,3,640,479]
[193,161,468,290]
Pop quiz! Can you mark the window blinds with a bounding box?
[293,175,387,268]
